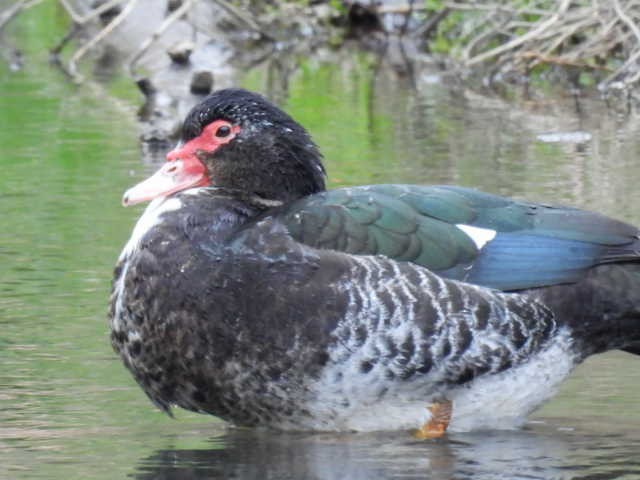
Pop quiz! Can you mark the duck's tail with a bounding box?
[531,263,640,358]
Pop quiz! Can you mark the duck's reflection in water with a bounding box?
[132,424,640,480]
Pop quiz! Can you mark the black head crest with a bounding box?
[182,89,306,142]
[180,88,326,202]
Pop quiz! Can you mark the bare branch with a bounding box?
[613,0,640,45]
[128,0,197,75]
[466,0,571,66]
[517,51,611,70]
[412,7,451,40]
[602,48,640,86]
[0,0,44,33]
[58,0,129,25]
[68,0,138,82]
[210,0,273,40]
[443,2,550,16]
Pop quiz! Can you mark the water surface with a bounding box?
[2,6,640,479]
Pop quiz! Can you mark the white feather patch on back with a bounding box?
[456,224,497,250]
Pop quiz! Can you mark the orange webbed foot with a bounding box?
[414,399,452,439]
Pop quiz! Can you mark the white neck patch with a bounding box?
[119,197,182,261]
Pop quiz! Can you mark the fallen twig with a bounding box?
[210,0,273,40]
[128,0,196,76]
[517,51,611,71]
[408,0,640,90]
[50,22,79,56]
[0,0,44,33]
[602,48,640,87]
[68,0,138,82]
[50,0,132,58]
[412,7,451,40]
[375,4,428,15]
[613,0,640,45]
[466,0,571,66]
[443,2,549,17]
[57,0,125,25]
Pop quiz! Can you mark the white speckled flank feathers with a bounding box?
[292,254,568,432]
[448,330,574,432]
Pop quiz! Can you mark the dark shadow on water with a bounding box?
[131,424,640,480]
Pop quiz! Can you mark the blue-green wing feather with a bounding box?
[276,184,640,290]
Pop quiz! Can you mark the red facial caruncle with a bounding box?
[122,120,241,206]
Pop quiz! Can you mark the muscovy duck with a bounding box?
[110,88,640,436]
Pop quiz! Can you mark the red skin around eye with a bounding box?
[166,120,240,163]
[122,120,241,206]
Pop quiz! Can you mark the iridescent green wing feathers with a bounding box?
[274,184,640,291]
[281,185,479,271]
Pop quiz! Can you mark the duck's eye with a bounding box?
[215,125,232,138]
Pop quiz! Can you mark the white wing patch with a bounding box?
[456,224,497,250]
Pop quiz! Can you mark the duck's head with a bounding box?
[123,88,326,206]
